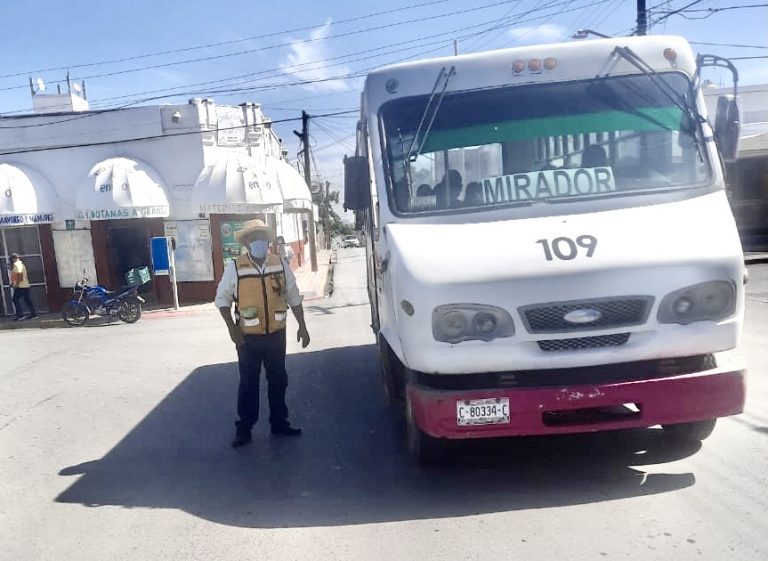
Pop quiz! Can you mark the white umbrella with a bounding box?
[77,157,170,220]
[193,152,282,214]
[271,157,313,212]
[0,162,59,225]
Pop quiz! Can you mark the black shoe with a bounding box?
[271,424,302,437]
[13,317,26,322]
[27,314,39,320]
[231,433,252,448]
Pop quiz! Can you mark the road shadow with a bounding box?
[57,344,700,528]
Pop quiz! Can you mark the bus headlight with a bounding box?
[432,304,515,343]
[658,281,737,325]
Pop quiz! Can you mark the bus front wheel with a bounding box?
[406,389,445,465]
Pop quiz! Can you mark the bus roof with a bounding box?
[364,35,698,108]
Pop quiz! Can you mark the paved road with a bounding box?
[1,249,767,560]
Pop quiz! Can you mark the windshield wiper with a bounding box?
[405,65,456,164]
[606,46,706,132]
[601,46,707,161]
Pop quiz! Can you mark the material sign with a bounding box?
[220,221,246,265]
[482,167,616,204]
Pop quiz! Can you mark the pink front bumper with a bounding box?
[408,366,746,439]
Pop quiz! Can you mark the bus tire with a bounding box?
[662,418,717,442]
[378,335,405,406]
[406,389,444,466]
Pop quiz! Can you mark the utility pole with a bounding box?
[294,111,318,272]
[636,0,648,35]
[453,39,459,56]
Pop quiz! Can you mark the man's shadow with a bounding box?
[57,344,699,528]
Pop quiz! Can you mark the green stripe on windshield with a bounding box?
[420,106,683,154]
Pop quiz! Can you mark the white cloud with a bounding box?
[279,20,353,93]
[508,23,567,45]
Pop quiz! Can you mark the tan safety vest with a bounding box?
[234,253,288,335]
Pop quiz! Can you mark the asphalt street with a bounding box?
[1,249,767,560]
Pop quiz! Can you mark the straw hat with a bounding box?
[234,219,275,243]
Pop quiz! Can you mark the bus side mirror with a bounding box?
[714,95,740,163]
[344,155,371,211]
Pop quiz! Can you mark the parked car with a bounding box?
[343,235,361,248]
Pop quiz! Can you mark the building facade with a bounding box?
[0,92,313,316]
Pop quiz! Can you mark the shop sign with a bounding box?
[199,202,280,214]
[0,213,54,226]
[75,206,170,220]
[216,106,247,147]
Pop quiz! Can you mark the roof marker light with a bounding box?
[528,58,542,72]
[543,57,558,70]
[512,60,526,73]
[663,48,677,62]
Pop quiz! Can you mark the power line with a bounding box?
[690,41,768,49]
[0,110,357,157]
[0,0,459,80]
[84,14,512,105]
[461,0,613,55]
[0,31,460,123]
[313,120,357,152]
[1,2,568,119]
[0,0,523,93]
[0,7,523,115]
[659,2,768,19]
[0,35,456,121]
[645,0,705,27]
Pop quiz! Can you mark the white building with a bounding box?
[0,89,313,315]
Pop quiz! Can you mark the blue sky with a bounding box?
[0,0,766,190]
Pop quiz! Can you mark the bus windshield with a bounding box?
[380,73,711,215]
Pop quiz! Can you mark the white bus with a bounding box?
[344,35,746,464]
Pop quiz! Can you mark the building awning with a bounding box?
[76,157,170,220]
[272,158,313,213]
[192,152,283,214]
[0,162,59,226]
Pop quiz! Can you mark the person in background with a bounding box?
[10,253,37,321]
[274,235,295,267]
[215,220,310,448]
[433,169,464,209]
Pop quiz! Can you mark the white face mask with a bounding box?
[248,240,269,259]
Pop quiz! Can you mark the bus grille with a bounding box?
[521,297,653,334]
[538,333,631,352]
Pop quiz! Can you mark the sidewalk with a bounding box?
[294,249,333,301]
[0,251,335,331]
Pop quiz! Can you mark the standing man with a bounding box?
[215,219,310,448]
[10,253,37,321]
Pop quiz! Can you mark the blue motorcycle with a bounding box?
[61,277,145,327]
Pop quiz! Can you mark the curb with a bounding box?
[745,254,768,265]
[325,250,337,297]
[0,318,63,331]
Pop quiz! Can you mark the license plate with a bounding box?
[456,398,510,426]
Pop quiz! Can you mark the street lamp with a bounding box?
[571,29,612,40]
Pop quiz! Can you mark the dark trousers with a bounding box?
[12,287,36,319]
[235,330,290,434]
